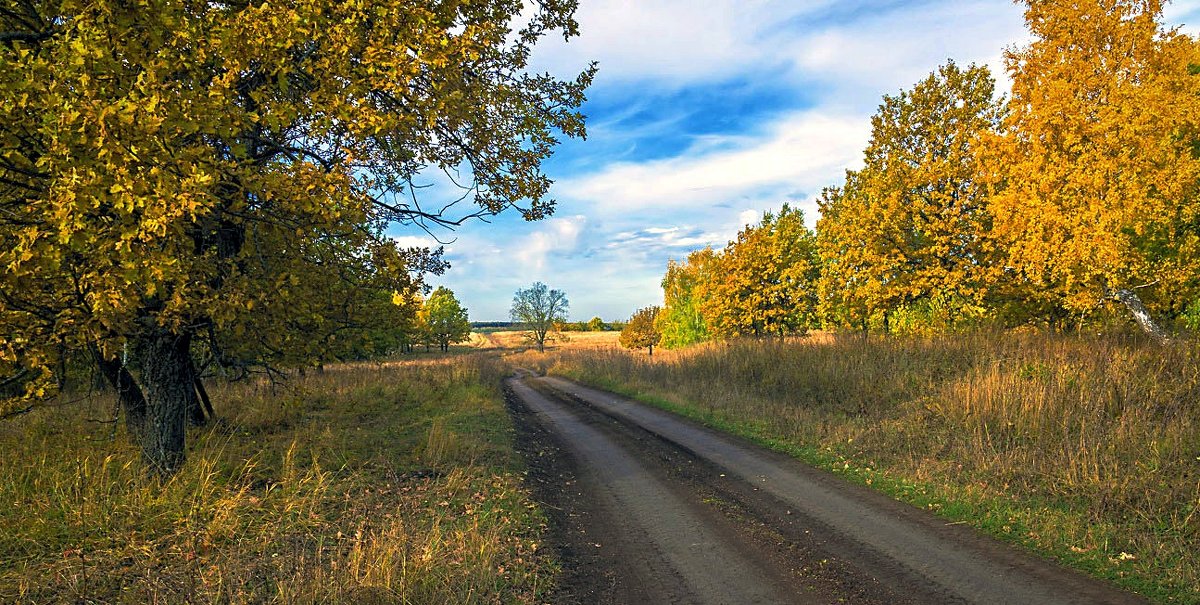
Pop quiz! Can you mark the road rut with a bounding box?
[509,372,1146,605]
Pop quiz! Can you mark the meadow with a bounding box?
[0,355,552,603]
[534,331,1200,604]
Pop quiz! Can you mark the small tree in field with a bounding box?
[425,287,471,352]
[621,306,662,356]
[510,283,569,352]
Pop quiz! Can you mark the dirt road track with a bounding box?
[507,372,1146,605]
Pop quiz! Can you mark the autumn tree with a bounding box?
[983,0,1200,344]
[425,287,471,352]
[0,1,593,472]
[586,316,608,331]
[700,205,820,338]
[817,61,1001,333]
[656,248,716,348]
[510,282,569,352]
[620,306,661,355]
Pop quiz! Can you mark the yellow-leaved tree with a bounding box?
[0,0,593,472]
[620,306,661,356]
[700,204,820,338]
[983,0,1200,344]
[817,61,1000,333]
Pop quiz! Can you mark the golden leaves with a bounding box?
[985,0,1200,312]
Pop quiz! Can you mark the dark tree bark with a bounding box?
[133,330,194,475]
[195,376,214,419]
[93,349,148,444]
[185,357,213,426]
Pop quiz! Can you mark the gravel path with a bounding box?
[508,371,1146,605]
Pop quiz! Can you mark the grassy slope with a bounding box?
[535,332,1200,604]
[0,355,552,604]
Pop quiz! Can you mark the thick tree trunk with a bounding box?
[134,330,194,475]
[93,350,148,444]
[1111,289,1172,345]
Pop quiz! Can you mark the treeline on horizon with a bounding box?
[655,0,1200,349]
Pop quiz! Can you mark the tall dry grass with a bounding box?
[0,354,552,603]
[542,332,1200,603]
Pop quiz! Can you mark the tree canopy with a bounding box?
[700,205,820,338]
[982,0,1200,343]
[620,306,661,355]
[655,0,1200,344]
[817,61,1000,332]
[656,248,715,349]
[1,0,593,472]
[425,287,471,352]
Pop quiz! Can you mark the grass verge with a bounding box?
[0,354,552,603]
[527,332,1200,604]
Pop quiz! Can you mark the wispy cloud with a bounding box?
[560,110,867,217]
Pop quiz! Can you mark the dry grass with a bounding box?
[539,332,1200,603]
[0,354,552,603]
[469,330,620,352]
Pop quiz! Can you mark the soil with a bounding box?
[506,371,1148,605]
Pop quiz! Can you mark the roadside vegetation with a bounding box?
[0,356,553,603]
[538,333,1200,603]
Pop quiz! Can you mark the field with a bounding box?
[469,330,621,352]
[5,328,1197,603]
[536,332,1200,603]
[0,355,553,603]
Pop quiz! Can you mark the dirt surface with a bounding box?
[507,371,1148,605]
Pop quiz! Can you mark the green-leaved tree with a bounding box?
[510,282,569,352]
[425,287,471,352]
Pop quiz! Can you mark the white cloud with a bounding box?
[514,215,587,273]
[530,0,1027,96]
[390,235,438,249]
[737,209,761,230]
[788,2,1027,93]
[560,110,868,214]
[529,0,835,84]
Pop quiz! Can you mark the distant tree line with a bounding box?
[653,0,1200,348]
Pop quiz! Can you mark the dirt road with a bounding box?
[506,371,1146,605]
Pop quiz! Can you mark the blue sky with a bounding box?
[392,0,1200,322]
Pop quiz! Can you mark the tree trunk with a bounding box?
[194,367,214,423]
[1111,288,1172,345]
[648,345,654,356]
[134,330,194,475]
[185,358,207,427]
[93,350,148,444]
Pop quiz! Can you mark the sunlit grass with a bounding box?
[0,355,553,603]
[539,332,1200,604]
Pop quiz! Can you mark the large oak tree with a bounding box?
[1,0,593,472]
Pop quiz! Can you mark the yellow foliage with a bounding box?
[983,0,1200,316]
